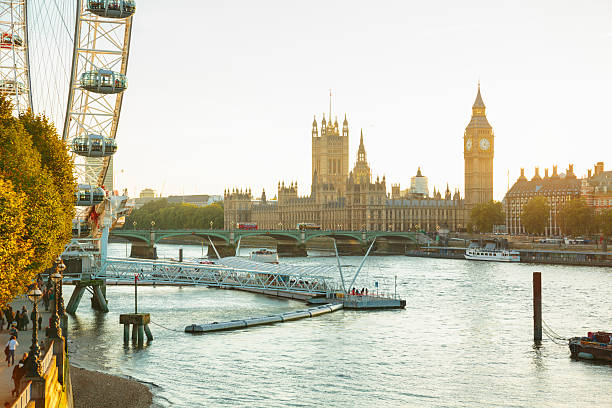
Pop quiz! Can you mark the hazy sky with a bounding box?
[114,0,612,200]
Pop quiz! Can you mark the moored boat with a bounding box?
[249,248,279,264]
[464,248,520,262]
[464,239,520,262]
[569,331,612,361]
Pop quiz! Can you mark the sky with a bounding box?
[112,0,612,200]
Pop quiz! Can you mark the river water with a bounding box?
[64,243,612,407]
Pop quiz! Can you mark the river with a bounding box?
[64,243,612,407]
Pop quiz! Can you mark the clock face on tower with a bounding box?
[479,138,490,151]
[466,138,472,151]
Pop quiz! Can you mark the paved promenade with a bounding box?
[0,296,54,407]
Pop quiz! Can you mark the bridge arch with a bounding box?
[304,231,366,244]
[154,231,231,245]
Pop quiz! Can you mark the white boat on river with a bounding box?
[464,248,520,262]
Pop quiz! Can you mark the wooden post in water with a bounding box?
[137,324,145,347]
[134,274,138,314]
[179,248,183,262]
[533,272,542,343]
[123,324,130,343]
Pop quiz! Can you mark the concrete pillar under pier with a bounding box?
[276,242,307,257]
[207,244,236,259]
[130,242,157,259]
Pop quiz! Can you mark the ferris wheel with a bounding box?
[24,0,136,241]
[0,0,31,115]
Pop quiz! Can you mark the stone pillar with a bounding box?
[276,242,307,257]
[206,244,236,259]
[130,242,157,259]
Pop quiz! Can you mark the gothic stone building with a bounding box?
[224,85,495,232]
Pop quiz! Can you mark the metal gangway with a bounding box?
[75,257,340,296]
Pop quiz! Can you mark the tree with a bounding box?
[0,97,75,306]
[600,209,612,238]
[0,178,35,306]
[124,199,224,230]
[521,196,550,235]
[470,201,504,233]
[600,209,612,252]
[557,198,596,237]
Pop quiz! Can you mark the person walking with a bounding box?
[42,289,50,312]
[20,308,29,331]
[6,335,18,366]
[11,353,27,396]
[30,308,36,331]
[8,322,18,339]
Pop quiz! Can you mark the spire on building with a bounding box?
[357,129,366,162]
[342,113,348,137]
[329,89,332,123]
[416,167,423,177]
[518,168,527,181]
[473,81,485,109]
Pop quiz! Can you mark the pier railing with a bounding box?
[90,258,338,295]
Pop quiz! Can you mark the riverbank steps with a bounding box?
[185,303,343,333]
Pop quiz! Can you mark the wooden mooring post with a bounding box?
[120,313,153,346]
[533,272,542,343]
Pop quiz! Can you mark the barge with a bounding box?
[569,331,612,361]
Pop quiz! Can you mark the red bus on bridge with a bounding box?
[237,222,257,230]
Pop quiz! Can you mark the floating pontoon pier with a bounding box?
[185,303,343,333]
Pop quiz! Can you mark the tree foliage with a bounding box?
[557,198,596,237]
[0,178,35,306]
[470,201,504,233]
[521,196,550,235]
[124,199,224,230]
[0,97,75,306]
[599,209,612,238]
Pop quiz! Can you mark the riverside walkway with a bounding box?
[0,297,53,407]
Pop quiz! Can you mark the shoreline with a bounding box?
[70,364,154,408]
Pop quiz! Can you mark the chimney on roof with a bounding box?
[518,168,527,181]
[544,168,549,179]
[532,167,541,181]
[588,169,592,178]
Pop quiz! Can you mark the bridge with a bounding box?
[110,229,429,258]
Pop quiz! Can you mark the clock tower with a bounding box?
[464,82,494,214]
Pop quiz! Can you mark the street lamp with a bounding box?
[210,220,214,230]
[150,220,155,229]
[133,220,137,230]
[48,259,64,340]
[26,285,43,378]
[55,257,66,317]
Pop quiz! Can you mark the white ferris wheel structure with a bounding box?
[0,0,136,265]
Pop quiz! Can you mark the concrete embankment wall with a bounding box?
[185,303,343,333]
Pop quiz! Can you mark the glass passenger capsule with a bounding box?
[71,134,117,157]
[0,32,23,49]
[87,0,136,19]
[72,219,91,238]
[80,69,127,94]
[75,184,106,206]
[0,80,26,96]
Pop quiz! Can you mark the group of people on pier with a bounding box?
[350,287,369,296]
